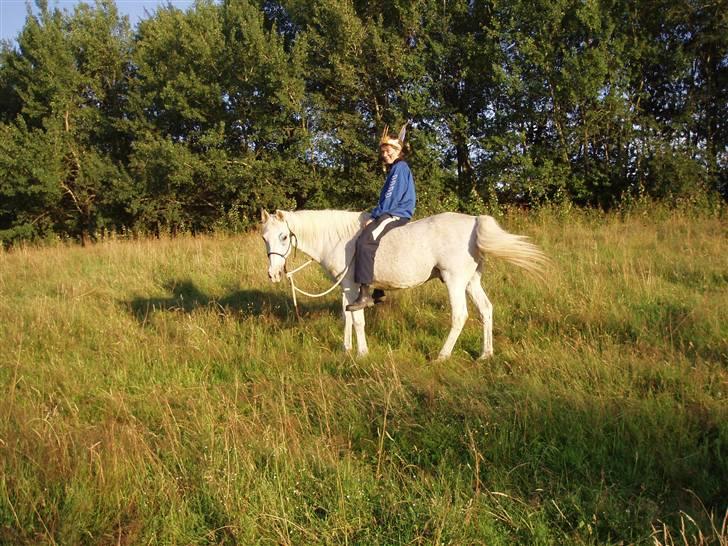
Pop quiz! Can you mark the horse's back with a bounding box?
[372,212,479,288]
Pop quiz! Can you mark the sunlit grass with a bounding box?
[0,205,726,544]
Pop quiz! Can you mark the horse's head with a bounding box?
[260,209,294,282]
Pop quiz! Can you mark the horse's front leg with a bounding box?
[341,287,354,353]
[342,281,368,357]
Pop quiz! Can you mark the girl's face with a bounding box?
[380,143,400,165]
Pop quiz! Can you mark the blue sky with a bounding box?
[0,0,194,43]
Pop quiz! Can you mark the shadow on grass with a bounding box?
[342,368,727,542]
[125,278,340,324]
[514,296,726,364]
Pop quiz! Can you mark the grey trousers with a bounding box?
[354,214,410,285]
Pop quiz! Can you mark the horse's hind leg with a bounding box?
[466,272,493,359]
[437,273,469,360]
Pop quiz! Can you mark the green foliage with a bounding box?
[127,0,311,230]
[0,0,135,244]
[0,0,726,242]
[0,119,63,244]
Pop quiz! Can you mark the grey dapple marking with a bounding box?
[261,209,547,360]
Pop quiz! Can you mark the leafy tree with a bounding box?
[128,0,309,231]
[0,0,725,244]
[0,0,134,244]
[629,0,727,200]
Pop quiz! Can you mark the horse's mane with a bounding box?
[285,209,368,246]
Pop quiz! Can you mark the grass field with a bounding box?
[1,205,726,545]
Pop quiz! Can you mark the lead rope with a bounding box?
[286,260,350,318]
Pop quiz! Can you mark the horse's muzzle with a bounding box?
[268,267,283,283]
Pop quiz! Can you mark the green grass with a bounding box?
[1,206,726,545]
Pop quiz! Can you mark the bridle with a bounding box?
[266,223,298,266]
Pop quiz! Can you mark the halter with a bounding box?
[266,223,298,264]
[265,218,352,318]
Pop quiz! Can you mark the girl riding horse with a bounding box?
[346,123,416,311]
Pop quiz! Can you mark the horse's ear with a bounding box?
[261,209,270,223]
[275,209,285,221]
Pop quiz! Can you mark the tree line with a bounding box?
[1,0,725,244]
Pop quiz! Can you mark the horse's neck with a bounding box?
[288,210,363,274]
[292,232,326,265]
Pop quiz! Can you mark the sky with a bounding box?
[0,0,195,44]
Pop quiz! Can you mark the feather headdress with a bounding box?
[379,122,409,151]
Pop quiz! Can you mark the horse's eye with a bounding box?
[282,234,288,241]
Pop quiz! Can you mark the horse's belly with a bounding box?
[372,239,436,288]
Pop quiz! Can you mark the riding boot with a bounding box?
[346,285,374,311]
[372,289,387,304]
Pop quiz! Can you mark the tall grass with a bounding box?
[1,206,726,544]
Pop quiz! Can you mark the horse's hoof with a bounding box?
[435,353,451,362]
[479,351,494,360]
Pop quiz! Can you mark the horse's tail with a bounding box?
[475,215,549,277]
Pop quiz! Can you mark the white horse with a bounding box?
[261,209,547,360]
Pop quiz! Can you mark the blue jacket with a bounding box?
[371,160,416,219]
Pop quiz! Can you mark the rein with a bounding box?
[286,260,350,317]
